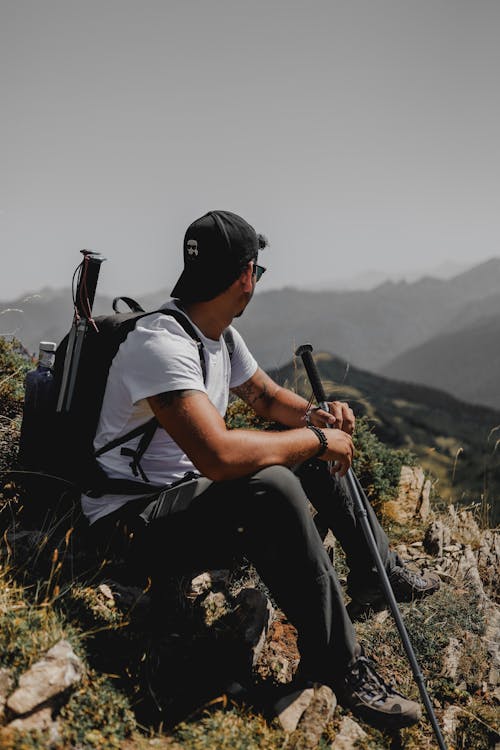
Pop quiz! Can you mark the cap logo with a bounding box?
[186,239,198,257]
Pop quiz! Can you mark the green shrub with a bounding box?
[353,417,416,507]
[0,338,30,474]
[0,338,31,414]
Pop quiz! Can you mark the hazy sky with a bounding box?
[1,0,499,300]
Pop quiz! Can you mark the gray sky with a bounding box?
[1,0,499,299]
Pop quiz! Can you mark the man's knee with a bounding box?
[252,465,310,519]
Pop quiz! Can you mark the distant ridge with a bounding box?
[234,256,500,371]
[2,257,500,411]
[382,310,500,409]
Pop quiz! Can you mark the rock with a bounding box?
[98,583,115,604]
[442,705,462,743]
[456,546,487,600]
[255,617,300,684]
[199,590,231,627]
[7,640,84,715]
[483,601,500,691]
[419,479,431,520]
[287,684,336,750]
[186,569,230,601]
[330,716,367,748]
[0,668,13,719]
[447,506,482,548]
[442,637,461,679]
[5,706,60,743]
[387,465,432,523]
[424,519,451,557]
[275,687,314,732]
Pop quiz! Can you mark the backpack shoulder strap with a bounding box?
[223,327,235,359]
[158,307,207,382]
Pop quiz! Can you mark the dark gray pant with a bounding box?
[91,460,399,682]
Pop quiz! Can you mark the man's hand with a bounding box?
[319,428,354,476]
[307,401,355,435]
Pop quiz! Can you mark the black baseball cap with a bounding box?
[171,210,264,302]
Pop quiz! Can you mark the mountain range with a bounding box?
[2,257,500,409]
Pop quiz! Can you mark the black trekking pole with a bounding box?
[295,343,448,750]
[57,250,106,413]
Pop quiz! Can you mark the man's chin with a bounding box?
[235,293,254,318]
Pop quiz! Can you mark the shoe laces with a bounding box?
[346,656,392,704]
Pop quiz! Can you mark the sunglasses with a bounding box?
[254,263,266,282]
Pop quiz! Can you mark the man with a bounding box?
[83,210,439,729]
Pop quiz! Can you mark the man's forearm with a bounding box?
[206,426,324,481]
[264,386,312,428]
[232,369,310,428]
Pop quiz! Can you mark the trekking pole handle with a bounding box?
[295,344,328,405]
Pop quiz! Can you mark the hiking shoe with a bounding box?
[347,564,440,620]
[389,565,440,602]
[335,655,422,729]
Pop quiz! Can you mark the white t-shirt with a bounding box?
[81,300,258,524]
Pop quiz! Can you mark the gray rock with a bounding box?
[390,465,431,522]
[424,519,451,557]
[442,637,461,680]
[186,569,230,602]
[7,640,84,715]
[275,687,314,732]
[288,684,336,750]
[330,716,367,749]
[483,601,500,691]
[442,705,462,744]
[6,705,60,743]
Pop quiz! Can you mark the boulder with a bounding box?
[274,687,315,732]
[287,684,336,750]
[6,705,60,743]
[330,716,367,748]
[384,465,432,523]
[7,640,84,716]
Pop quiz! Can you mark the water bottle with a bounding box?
[18,341,57,471]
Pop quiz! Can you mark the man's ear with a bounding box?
[239,261,254,292]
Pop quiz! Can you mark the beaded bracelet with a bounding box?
[307,424,328,458]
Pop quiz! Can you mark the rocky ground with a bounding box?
[0,338,499,749]
[0,465,498,749]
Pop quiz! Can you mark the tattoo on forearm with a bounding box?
[233,380,275,408]
[154,390,198,408]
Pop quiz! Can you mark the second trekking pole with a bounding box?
[295,343,447,750]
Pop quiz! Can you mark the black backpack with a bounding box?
[20,299,234,497]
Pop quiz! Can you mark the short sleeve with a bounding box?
[117,314,207,404]
[228,326,258,388]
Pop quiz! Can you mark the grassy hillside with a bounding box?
[271,351,500,524]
